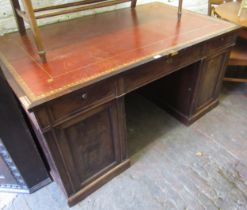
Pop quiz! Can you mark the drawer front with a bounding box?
[123,45,202,93]
[204,33,235,56]
[49,80,116,121]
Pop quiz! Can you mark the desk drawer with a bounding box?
[123,45,202,93]
[49,80,116,121]
[205,33,235,55]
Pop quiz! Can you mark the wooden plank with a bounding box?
[36,0,131,19]
[34,0,111,12]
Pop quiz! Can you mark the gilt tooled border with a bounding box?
[0,25,239,105]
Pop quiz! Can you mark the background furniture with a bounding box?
[214,1,247,82]
[238,0,247,16]
[10,0,138,63]
[10,0,184,63]
[0,68,51,193]
[214,1,247,26]
[208,0,232,16]
[209,0,224,16]
[0,3,239,206]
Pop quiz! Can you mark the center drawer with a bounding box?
[123,44,203,93]
[48,79,116,122]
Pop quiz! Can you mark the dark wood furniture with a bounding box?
[0,3,240,206]
[214,1,247,82]
[0,69,51,193]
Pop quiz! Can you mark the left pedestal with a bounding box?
[29,81,130,206]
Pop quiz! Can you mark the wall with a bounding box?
[0,0,208,35]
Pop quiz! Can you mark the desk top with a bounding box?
[0,3,239,109]
[215,2,247,27]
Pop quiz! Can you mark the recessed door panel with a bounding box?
[54,101,123,193]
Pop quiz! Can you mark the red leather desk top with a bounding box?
[0,3,238,108]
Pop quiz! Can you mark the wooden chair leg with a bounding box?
[238,0,244,16]
[131,0,137,8]
[21,0,47,62]
[178,0,183,20]
[208,2,211,16]
[9,0,26,34]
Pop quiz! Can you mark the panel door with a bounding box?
[195,51,229,110]
[51,100,125,195]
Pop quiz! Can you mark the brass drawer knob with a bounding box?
[81,93,88,100]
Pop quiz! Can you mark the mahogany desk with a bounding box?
[0,3,240,206]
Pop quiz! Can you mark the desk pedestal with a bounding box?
[26,33,235,206]
[141,49,230,125]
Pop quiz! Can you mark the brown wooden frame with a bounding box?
[10,0,183,63]
[10,0,137,63]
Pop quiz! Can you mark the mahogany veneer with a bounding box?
[0,3,240,206]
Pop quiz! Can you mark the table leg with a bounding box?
[21,0,47,62]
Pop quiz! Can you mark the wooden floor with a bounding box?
[1,83,247,210]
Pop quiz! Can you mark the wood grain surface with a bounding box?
[0,3,238,106]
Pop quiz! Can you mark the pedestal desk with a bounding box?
[0,3,240,206]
